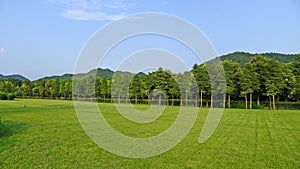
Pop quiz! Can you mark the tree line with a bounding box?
[1,54,300,109]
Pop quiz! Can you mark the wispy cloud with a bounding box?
[51,0,135,21]
[0,48,5,53]
[62,10,126,21]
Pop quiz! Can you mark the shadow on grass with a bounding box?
[0,120,29,138]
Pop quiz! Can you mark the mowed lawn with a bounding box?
[0,99,299,168]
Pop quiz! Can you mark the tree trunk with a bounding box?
[257,95,260,106]
[250,93,252,109]
[166,96,169,106]
[272,95,276,110]
[185,92,188,106]
[206,99,209,108]
[159,94,161,105]
[269,96,272,110]
[103,95,106,103]
[227,94,231,108]
[245,94,247,109]
[210,94,213,108]
[200,90,203,107]
[180,95,183,106]
[171,94,174,106]
[135,96,137,104]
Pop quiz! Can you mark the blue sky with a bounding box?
[0,0,300,80]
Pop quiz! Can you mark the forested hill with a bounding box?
[0,74,28,81]
[37,68,146,81]
[39,74,73,81]
[218,52,299,67]
[38,68,114,81]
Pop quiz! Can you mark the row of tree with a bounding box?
[221,55,300,109]
[1,55,300,109]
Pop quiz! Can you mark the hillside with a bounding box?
[0,74,28,81]
[37,68,145,81]
[39,73,73,81]
[87,68,114,78]
[218,52,299,66]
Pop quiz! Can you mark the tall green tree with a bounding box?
[36,80,46,97]
[222,60,241,108]
[60,79,72,99]
[129,74,143,104]
[241,55,272,109]
[111,72,132,103]
[205,60,226,108]
[281,64,296,102]
[292,55,300,100]
[100,78,109,102]
[192,64,210,107]
[247,55,270,105]
[83,76,95,100]
[240,63,260,109]
[45,79,60,98]
[18,80,32,97]
[148,68,176,105]
[264,59,285,109]
[175,71,193,106]
[168,75,180,106]
[95,77,101,98]
[149,68,162,105]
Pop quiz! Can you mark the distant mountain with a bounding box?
[0,74,29,81]
[38,73,73,81]
[36,68,141,81]
[218,52,299,67]
[87,68,114,78]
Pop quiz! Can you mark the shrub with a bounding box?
[0,92,7,100]
[7,93,16,100]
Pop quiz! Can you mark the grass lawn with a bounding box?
[0,99,299,168]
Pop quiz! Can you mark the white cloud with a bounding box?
[53,0,132,10]
[51,0,135,21]
[0,48,5,53]
[62,10,126,21]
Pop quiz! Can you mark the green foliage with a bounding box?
[219,51,298,67]
[264,59,285,97]
[149,68,180,105]
[7,93,16,100]
[0,92,7,100]
[192,64,209,90]
[0,74,28,81]
[111,72,132,103]
[219,52,254,67]
[222,60,241,94]
[39,73,73,81]
[292,55,300,100]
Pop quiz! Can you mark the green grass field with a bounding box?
[0,99,299,168]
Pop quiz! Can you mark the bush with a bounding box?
[0,92,7,100]
[7,93,16,100]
